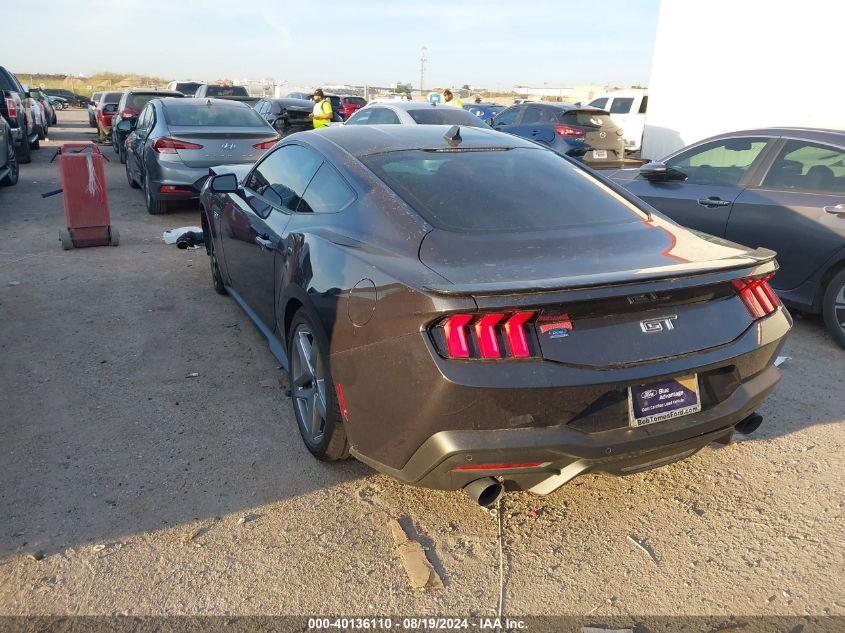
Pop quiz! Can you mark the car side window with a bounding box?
[588,98,608,109]
[135,106,152,137]
[761,140,845,194]
[492,106,520,126]
[521,106,556,124]
[244,144,322,212]
[367,108,401,124]
[609,98,634,114]
[638,95,648,114]
[297,163,356,214]
[346,109,372,125]
[667,138,769,187]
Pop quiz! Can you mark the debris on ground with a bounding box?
[181,524,213,544]
[627,534,658,564]
[26,551,45,562]
[163,226,202,245]
[8,281,21,286]
[775,355,790,367]
[237,513,260,525]
[185,372,199,379]
[388,518,444,589]
[91,544,105,552]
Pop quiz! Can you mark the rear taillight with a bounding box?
[152,137,204,153]
[435,311,538,360]
[732,274,780,319]
[5,98,18,118]
[554,125,585,137]
[253,137,280,150]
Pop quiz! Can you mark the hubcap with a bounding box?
[835,284,845,331]
[290,326,327,444]
[8,141,17,180]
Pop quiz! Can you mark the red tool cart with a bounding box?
[47,143,119,250]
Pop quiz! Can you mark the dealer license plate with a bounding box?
[592,149,608,159]
[628,374,701,427]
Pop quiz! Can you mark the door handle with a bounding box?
[824,204,845,214]
[530,129,540,135]
[697,197,731,207]
[254,235,273,250]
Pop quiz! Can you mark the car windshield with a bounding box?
[204,85,248,97]
[163,104,267,127]
[407,108,489,127]
[362,148,642,232]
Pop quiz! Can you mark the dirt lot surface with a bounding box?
[1,110,843,620]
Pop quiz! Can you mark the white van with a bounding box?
[587,91,648,154]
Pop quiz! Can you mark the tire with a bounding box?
[144,175,167,214]
[822,269,845,349]
[59,228,73,250]
[1,137,19,187]
[16,135,31,164]
[109,227,120,247]
[287,308,349,461]
[37,124,45,141]
[208,233,227,296]
[125,157,139,188]
[112,133,120,155]
[119,143,126,164]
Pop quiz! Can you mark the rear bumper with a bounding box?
[352,364,779,494]
[341,306,790,493]
[148,162,212,200]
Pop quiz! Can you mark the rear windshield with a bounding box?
[127,93,178,110]
[102,92,122,104]
[163,104,267,127]
[362,148,642,232]
[203,85,248,97]
[174,82,202,96]
[407,108,489,127]
[559,110,613,128]
[343,97,367,106]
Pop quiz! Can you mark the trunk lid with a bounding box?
[419,218,776,366]
[167,126,277,167]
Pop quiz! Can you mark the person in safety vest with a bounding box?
[443,89,463,108]
[309,88,333,128]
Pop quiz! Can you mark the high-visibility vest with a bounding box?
[445,97,463,108]
[313,99,333,128]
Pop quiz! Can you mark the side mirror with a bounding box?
[211,173,239,194]
[115,119,134,132]
[639,161,686,182]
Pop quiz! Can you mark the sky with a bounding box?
[8,0,660,89]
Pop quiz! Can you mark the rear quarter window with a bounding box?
[609,98,634,114]
[298,163,355,213]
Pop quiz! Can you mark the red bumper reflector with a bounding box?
[336,382,349,423]
[159,185,192,194]
[454,462,547,471]
[443,314,474,358]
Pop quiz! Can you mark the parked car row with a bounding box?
[1,64,47,181]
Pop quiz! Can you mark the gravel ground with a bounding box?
[0,110,843,620]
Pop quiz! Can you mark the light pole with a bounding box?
[419,46,428,98]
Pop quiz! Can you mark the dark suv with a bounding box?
[44,89,90,107]
[111,89,183,162]
[0,66,39,163]
[491,103,625,166]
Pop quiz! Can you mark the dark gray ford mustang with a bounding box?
[199,124,791,506]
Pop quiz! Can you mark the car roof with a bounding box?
[308,123,541,158]
[699,127,845,147]
[125,89,183,96]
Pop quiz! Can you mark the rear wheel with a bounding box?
[208,232,227,295]
[1,137,18,186]
[144,175,167,214]
[287,309,349,461]
[16,135,31,164]
[822,269,845,349]
[37,124,45,141]
[125,157,139,188]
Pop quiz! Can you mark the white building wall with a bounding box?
[642,0,845,160]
